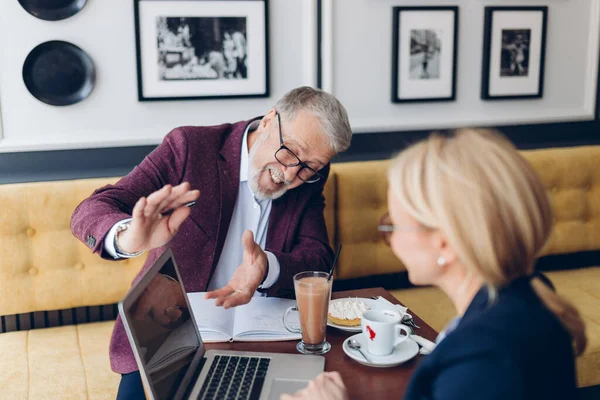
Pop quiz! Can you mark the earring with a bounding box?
[437,256,446,267]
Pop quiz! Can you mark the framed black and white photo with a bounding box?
[391,6,458,103]
[134,0,269,101]
[481,6,548,100]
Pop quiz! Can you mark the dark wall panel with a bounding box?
[1,120,599,184]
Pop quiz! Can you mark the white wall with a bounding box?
[0,0,598,153]
[322,0,600,133]
[0,0,318,152]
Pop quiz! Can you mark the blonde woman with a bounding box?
[282,129,585,400]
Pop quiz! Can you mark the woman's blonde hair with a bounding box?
[388,128,587,355]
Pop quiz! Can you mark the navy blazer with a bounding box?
[405,276,577,400]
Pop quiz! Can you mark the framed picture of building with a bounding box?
[134,0,269,101]
[481,6,548,100]
[391,6,459,103]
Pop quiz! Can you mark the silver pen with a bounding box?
[160,201,197,217]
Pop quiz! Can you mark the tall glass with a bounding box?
[282,271,332,354]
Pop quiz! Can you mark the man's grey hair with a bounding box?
[275,86,352,154]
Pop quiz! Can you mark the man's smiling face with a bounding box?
[247,109,334,200]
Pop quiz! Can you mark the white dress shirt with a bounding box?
[104,124,281,293]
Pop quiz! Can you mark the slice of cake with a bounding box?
[328,298,370,326]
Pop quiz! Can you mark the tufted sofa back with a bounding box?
[326,161,397,279]
[327,145,600,280]
[525,146,600,255]
[0,145,598,317]
[0,178,146,317]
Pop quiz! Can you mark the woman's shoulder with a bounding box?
[406,279,577,400]
[410,305,575,399]
[433,284,574,367]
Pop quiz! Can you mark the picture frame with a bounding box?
[481,6,548,100]
[133,0,269,101]
[391,6,459,103]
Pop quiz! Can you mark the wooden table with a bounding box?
[205,287,439,399]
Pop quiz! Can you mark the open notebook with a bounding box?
[188,293,302,343]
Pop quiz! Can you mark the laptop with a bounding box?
[119,248,325,400]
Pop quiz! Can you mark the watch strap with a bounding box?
[114,222,144,258]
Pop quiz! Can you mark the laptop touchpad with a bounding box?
[268,379,309,399]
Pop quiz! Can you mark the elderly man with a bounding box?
[70,86,352,399]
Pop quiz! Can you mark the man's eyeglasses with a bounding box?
[274,111,326,184]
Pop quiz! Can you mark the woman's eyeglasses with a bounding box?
[378,212,426,235]
[377,224,425,233]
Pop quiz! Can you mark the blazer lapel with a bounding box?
[208,159,237,278]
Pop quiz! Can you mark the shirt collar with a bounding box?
[239,122,253,183]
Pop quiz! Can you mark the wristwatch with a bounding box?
[114,221,144,257]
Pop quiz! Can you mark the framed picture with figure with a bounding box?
[134,0,269,101]
[391,6,459,103]
[481,6,548,100]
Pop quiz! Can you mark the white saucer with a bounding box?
[327,298,411,333]
[342,333,419,368]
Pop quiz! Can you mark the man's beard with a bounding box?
[247,136,292,200]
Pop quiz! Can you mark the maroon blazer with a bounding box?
[70,119,334,374]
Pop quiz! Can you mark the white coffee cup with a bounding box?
[361,309,411,356]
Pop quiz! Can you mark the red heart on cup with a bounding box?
[366,325,376,340]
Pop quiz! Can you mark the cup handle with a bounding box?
[394,324,411,346]
[282,306,302,334]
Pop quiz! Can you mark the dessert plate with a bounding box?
[327,298,410,333]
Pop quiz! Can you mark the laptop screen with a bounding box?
[122,252,203,399]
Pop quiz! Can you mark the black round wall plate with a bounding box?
[18,0,88,21]
[22,40,96,106]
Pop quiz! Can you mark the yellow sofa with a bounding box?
[0,145,598,398]
[0,178,147,399]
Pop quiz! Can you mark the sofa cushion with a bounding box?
[521,146,600,257]
[391,266,600,388]
[322,171,336,249]
[330,160,401,279]
[0,178,146,316]
[547,267,600,388]
[390,286,454,334]
[0,321,118,399]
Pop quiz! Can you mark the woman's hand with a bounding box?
[280,372,348,400]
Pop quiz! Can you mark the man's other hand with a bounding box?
[204,230,268,309]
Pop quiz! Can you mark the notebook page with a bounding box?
[232,297,301,340]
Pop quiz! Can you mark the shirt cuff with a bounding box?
[259,251,281,289]
[104,218,136,259]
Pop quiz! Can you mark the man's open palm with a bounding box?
[205,230,268,308]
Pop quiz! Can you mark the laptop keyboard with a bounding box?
[197,355,271,400]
